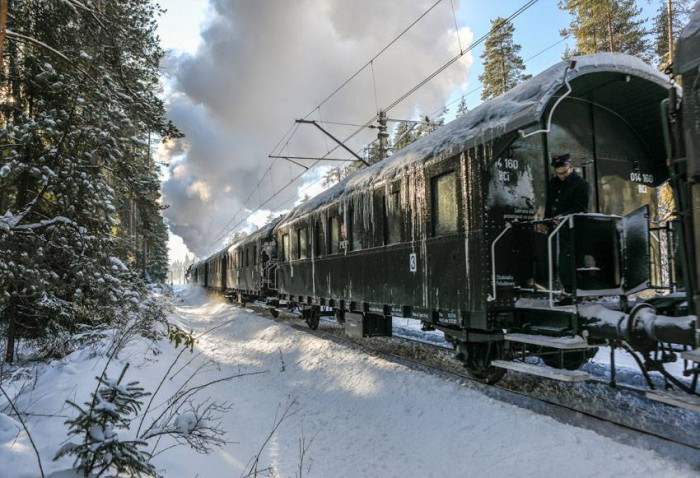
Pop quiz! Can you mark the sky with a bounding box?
[156,0,661,261]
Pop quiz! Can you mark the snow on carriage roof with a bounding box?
[278,53,671,226]
[224,214,284,253]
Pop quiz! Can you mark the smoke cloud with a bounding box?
[161,0,473,257]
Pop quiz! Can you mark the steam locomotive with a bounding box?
[189,7,700,409]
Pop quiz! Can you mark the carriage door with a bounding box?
[622,205,651,294]
[221,253,227,290]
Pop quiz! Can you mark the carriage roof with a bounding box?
[224,214,284,254]
[278,52,672,226]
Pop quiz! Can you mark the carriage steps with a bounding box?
[491,360,590,382]
[505,333,596,349]
[681,348,700,363]
[493,333,595,382]
[646,390,700,413]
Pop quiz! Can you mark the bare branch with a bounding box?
[0,383,45,478]
[6,30,70,61]
[243,397,299,478]
[140,370,268,441]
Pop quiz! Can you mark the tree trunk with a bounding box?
[667,0,674,62]
[4,298,16,363]
[0,0,7,72]
[605,0,615,52]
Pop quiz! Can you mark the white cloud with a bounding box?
[161,0,474,256]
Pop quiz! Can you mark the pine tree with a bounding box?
[559,1,650,60]
[478,17,527,101]
[321,159,365,187]
[0,1,180,361]
[652,0,692,69]
[455,96,468,118]
[416,109,447,137]
[392,121,419,151]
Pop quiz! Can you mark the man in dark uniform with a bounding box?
[545,153,590,219]
[544,154,590,298]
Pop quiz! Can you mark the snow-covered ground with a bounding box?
[1,286,698,477]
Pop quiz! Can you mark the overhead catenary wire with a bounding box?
[268,11,570,230]
[211,120,303,244]
[209,0,541,252]
[296,0,445,124]
[450,0,462,53]
[382,0,540,114]
[208,1,449,252]
[427,32,570,120]
[262,8,571,232]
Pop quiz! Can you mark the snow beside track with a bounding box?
[1,286,697,477]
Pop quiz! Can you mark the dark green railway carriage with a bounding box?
[221,216,282,301]
[274,52,693,379]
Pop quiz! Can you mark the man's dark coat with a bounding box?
[545,170,590,218]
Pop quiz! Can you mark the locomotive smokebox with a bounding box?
[579,303,696,350]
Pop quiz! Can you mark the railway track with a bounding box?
[236,301,700,467]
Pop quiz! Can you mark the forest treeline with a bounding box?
[0,0,179,362]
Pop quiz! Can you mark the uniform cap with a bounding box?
[551,153,571,168]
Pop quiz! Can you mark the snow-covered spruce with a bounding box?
[55,364,155,477]
[0,0,179,363]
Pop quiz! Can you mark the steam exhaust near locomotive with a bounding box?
[188,6,700,410]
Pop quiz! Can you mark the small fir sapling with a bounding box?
[55,363,156,477]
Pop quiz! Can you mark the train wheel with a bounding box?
[462,342,506,384]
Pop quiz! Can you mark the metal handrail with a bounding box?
[489,222,513,302]
[548,215,572,307]
[490,216,575,306]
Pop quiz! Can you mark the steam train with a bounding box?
[189,9,700,409]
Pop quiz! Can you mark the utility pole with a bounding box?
[0,0,7,72]
[377,110,389,163]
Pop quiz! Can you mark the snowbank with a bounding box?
[1,286,696,477]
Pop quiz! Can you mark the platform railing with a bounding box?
[490,216,573,307]
[547,215,572,308]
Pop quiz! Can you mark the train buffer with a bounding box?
[491,360,590,382]
[646,390,700,413]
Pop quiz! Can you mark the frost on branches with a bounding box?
[0,0,181,362]
[55,364,155,477]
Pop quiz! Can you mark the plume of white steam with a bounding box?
[161,0,473,256]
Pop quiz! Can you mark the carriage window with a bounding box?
[384,190,401,244]
[297,227,308,259]
[314,221,322,257]
[329,216,340,254]
[282,234,290,262]
[253,245,257,265]
[432,172,458,236]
